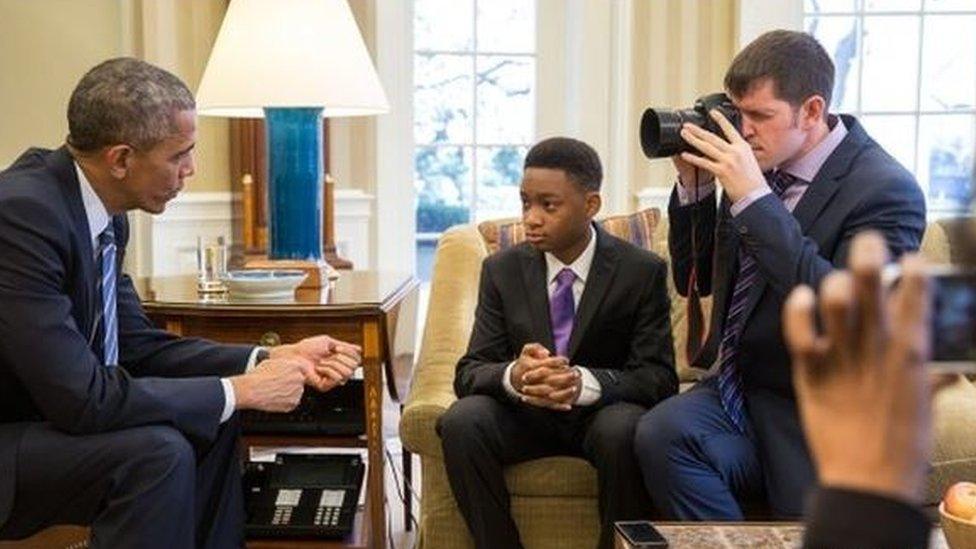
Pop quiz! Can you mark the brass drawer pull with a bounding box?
[259,331,281,347]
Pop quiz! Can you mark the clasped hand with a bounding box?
[510,343,581,411]
[269,335,363,392]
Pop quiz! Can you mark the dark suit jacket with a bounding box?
[0,147,254,527]
[455,225,678,409]
[668,115,926,511]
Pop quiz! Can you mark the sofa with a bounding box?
[399,210,976,548]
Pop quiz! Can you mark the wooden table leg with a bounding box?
[362,319,385,548]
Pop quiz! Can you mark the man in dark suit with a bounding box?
[437,137,678,549]
[633,30,926,520]
[0,58,362,548]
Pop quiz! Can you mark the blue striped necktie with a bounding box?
[717,171,797,433]
[98,225,119,367]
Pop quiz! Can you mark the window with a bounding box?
[413,0,537,280]
[804,0,975,216]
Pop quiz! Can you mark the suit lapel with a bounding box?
[48,147,99,337]
[736,116,867,332]
[567,228,620,359]
[519,247,556,353]
[792,115,865,234]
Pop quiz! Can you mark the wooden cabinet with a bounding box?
[136,272,418,548]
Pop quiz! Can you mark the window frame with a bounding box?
[412,0,538,244]
[803,0,976,216]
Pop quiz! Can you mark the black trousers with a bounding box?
[437,395,651,549]
[0,417,244,549]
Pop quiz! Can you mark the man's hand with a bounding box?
[510,343,574,410]
[520,365,582,411]
[672,154,715,192]
[269,335,363,392]
[783,231,950,505]
[678,109,766,203]
[230,358,309,413]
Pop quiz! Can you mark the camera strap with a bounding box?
[685,168,707,366]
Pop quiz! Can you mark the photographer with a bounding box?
[633,30,927,520]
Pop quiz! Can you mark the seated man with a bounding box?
[633,30,926,520]
[0,58,361,548]
[437,137,678,549]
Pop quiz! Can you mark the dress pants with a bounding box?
[437,395,651,549]
[0,417,244,549]
[633,378,764,520]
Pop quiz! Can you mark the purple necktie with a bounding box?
[717,170,798,433]
[550,268,576,357]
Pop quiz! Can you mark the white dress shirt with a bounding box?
[502,225,602,406]
[75,162,260,422]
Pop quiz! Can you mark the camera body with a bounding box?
[884,265,976,373]
[639,92,741,159]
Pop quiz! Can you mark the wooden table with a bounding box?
[613,521,949,548]
[136,271,419,549]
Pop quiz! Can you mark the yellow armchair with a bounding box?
[400,216,976,548]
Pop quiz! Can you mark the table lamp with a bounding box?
[196,0,389,287]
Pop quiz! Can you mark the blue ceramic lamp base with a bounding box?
[242,107,338,288]
[264,107,325,261]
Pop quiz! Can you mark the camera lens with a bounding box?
[640,109,680,158]
[639,93,740,160]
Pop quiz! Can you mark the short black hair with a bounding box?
[68,57,195,151]
[725,30,834,113]
[524,137,602,192]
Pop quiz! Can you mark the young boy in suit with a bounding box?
[438,137,677,549]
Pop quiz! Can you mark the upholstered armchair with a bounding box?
[399,212,976,548]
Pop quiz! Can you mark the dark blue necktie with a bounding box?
[717,171,797,433]
[98,225,119,367]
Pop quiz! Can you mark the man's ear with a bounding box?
[801,95,827,129]
[103,144,133,180]
[585,191,602,219]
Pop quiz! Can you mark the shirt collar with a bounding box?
[544,224,597,286]
[75,161,110,246]
[780,114,848,183]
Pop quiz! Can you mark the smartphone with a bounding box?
[884,265,976,374]
[614,521,668,548]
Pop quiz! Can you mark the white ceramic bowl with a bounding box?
[223,269,307,300]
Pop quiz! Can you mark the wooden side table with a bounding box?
[136,271,419,549]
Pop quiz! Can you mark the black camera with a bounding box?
[639,93,741,159]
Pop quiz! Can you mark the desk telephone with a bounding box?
[243,453,365,539]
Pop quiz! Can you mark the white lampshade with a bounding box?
[196,0,389,118]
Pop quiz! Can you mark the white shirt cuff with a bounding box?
[676,181,716,206]
[730,186,772,217]
[219,346,265,423]
[245,346,266,372]
[502,360,520,398]
[574,366,601,406]
[219,378,236,422]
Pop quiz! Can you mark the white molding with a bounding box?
[374,0,415,273]
[607,0,634,214]
[635,186,672,212]
[334,189,374,269]
[149,191,237,277]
